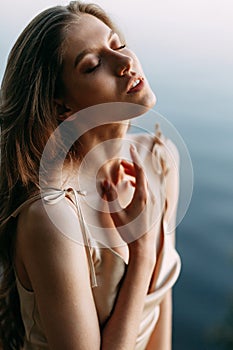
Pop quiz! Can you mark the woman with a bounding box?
[0,2,181,349]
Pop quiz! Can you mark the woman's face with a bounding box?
[59,14,156,114]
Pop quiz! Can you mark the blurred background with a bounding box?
[1,1,233,349]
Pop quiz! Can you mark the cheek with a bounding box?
[71,78,116,108]
[81,75,116,95]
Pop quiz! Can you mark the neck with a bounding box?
[39,122,129,191]
[61,122,129,189]
[76,122,128,155]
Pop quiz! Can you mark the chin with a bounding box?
[148,91,157,108]
[140,90,157,110]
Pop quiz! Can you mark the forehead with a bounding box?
[65,14,111,54]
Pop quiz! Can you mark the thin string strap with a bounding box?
[43,187,98,288]
[1,187,98,288]
[71,188,98,288]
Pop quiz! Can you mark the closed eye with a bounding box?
[84,43,126,73]
[115,44,126,50]
[85,58,101,73]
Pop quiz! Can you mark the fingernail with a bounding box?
[130,144,136,152]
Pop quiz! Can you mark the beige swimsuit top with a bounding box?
[11,133,181,350]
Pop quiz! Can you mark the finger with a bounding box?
[129,144,143,170]
[129,144,148,203]
[121,159,133,167]
[121,162,134,171]
[121,162,136,177]
[102,180,117,201]
[101,180,123,227]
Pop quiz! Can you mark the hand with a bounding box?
[102,144,159,258]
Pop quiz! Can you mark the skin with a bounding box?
[56,13,156,115]
[14,13,178,350]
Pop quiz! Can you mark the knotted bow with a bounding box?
[7,187,98,288]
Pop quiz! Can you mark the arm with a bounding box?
[18,148,158,350]
[101,144,159,349]
[101,244,155,349]
[17,199,101,350]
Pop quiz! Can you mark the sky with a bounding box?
[0,0,232,124]
[1,0,233,82]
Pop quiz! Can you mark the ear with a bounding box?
[54,98,74,121]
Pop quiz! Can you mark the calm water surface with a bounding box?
[151,67,233,349]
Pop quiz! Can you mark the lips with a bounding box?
[127,77,144,94]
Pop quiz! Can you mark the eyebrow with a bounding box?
[74,29,115,68]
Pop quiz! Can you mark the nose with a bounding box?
[115,53,133,76]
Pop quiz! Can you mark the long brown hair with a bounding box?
[0,2,119,348]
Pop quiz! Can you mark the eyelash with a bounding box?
[85,44,126,74]
[85,59,101,73]
[116,44,126,50]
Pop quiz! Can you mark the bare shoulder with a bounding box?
[17,196,84,247]
[16,197,100,348]
[16,196,87,292]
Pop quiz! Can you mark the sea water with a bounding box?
[148,65,233,350]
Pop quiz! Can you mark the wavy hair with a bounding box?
[0,2,119,348]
